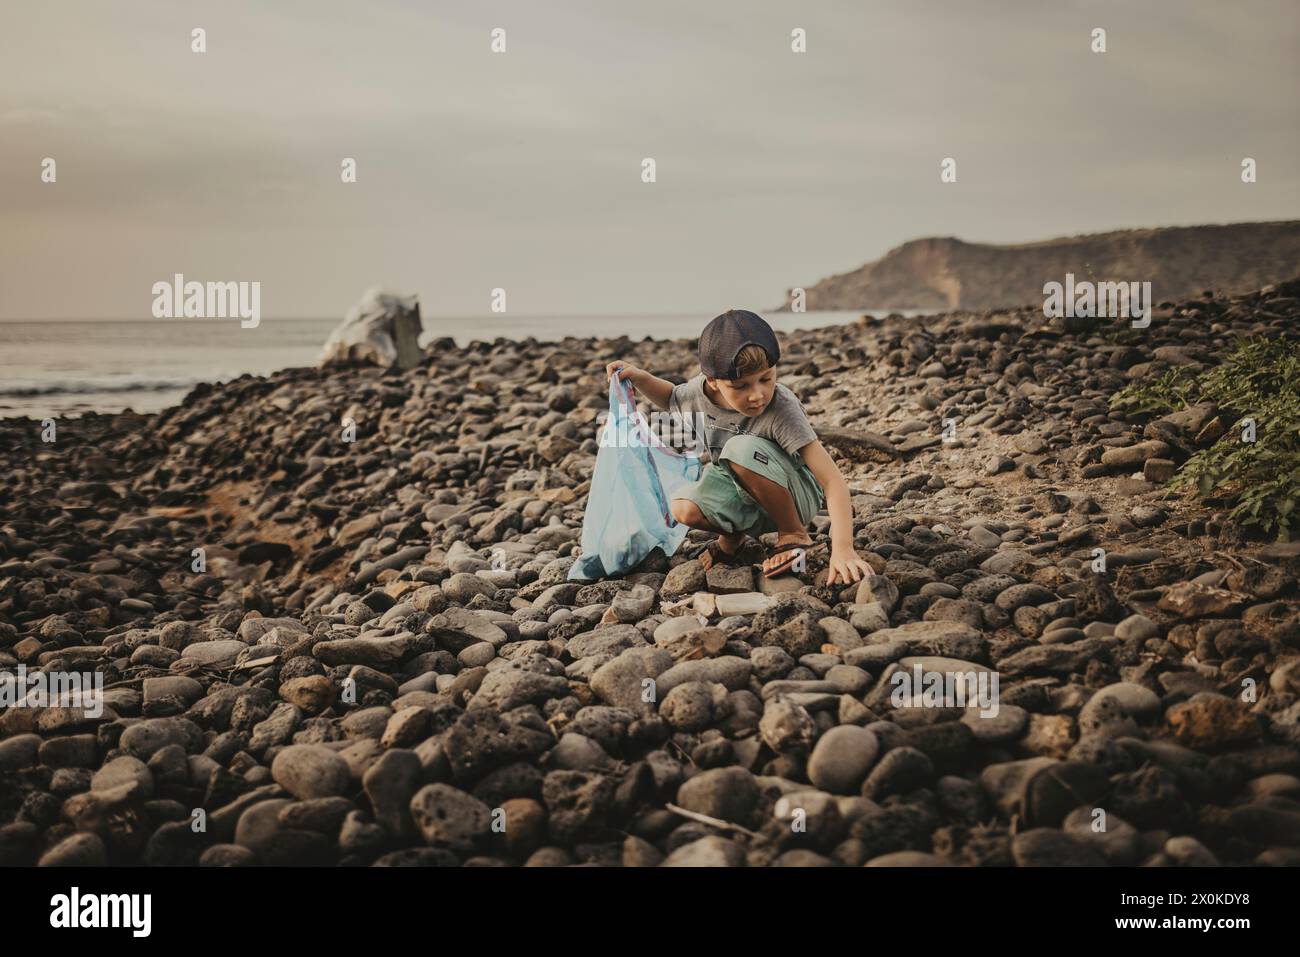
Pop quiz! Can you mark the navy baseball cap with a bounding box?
[698,309,780,380]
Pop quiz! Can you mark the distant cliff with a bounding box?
[779,221,1300,311]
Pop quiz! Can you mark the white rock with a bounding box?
[714,593,774,617]
[318,288,422,369]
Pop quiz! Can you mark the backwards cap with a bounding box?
[698,309,780,380]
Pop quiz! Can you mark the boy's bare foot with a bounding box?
[699,532,745,571]
[762,533,823,578]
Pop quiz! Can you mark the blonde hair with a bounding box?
[731,344,772,379]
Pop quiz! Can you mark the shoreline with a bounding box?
[0,310,922,421]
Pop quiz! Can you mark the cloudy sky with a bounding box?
[1,0,1296,320]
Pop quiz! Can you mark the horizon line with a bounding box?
[0,309,891,323]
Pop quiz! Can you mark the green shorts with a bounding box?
[674,435,824,539]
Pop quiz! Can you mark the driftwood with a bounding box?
[816,426,901,462]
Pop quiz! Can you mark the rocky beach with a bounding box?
[3,282,1300,868]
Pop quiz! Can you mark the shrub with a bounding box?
[1110,337,1300,540]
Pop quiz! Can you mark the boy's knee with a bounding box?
[671,499,704,526]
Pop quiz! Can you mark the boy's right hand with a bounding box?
[605,360,641,383]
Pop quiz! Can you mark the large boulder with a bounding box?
[318,288,423,369]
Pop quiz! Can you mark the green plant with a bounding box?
[1093,324,1149,348]
[1110,337,1300,540]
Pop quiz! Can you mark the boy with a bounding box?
[606,308,876,584]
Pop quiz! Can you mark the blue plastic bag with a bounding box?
[568,377,703,580]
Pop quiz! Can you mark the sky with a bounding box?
[1,0,1296,320]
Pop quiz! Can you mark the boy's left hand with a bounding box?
[826,548,876,586]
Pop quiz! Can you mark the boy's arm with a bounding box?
[799,440,877,585]
[605,361,676,411]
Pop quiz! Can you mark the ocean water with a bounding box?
[0,311,915,419]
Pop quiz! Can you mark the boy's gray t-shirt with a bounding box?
[668,374,818,463]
